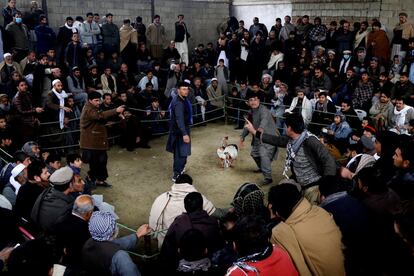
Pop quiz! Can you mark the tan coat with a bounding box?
[119,25,138,52]
[146,23,166,46]
[271,198,345,276]
[100,74,118,94]
[80,102,117,150]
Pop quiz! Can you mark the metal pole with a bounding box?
[42,0,48,18]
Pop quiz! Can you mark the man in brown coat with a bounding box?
[80,92,124,187]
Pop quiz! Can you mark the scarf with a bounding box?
[65,23,76,32]
[52,88,68,129]
[177,258,211,273]
[232,245,272,276]
[339,57,351,74]
[9,177,22,195]
[316,100,328,112]
[284,131,317,178]
[394,21,414,40]
[394,105,411,127]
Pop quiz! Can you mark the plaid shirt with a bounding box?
[352,80,374,109]
[309,24,327,42]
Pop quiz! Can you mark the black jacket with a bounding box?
[174,22,190,42]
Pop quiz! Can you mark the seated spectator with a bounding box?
[21,140,41,160]
[137,42,153,73]
[162,41,181,68]
[340,99,361,130]
[226,215,298,276]
[391,73,414,106]
[45,153,61,175]
[326,113,352,150]
[66,66,88,107]
[66,153,82,175]
[369,90,394,131]
[285,87,312,125]
[82,211,151,276]
[352,70,374,110]
[176,229,214,275]
[0,131,13,163]
[117,63,138,94]
[55,194,93,273]
[268,183,345,275]
[2,163,26,206]
[0,151,30,191]
[85,65,103,94]
[310,67,332,95]
[387,97,414,134]
[310,91,336,133]
[101,66,118,97]
[206,78,224,109]
[145,97,167,135]
[108,52,123,74]
[0,53,22,84]
[137,82,161,109]
[149,174,216,248]
[5,71,23,99]
[31,166,83,233]
[161,192,223,272]
[14,160,50,221]
[138,70,159,92]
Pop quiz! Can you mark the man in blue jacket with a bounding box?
[166,81,192,182]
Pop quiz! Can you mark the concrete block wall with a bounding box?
[379,0,414,37]
[291,0,381,26]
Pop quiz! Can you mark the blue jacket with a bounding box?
[166,95,192,156]
[35,25,56,55]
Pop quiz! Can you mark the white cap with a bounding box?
[11,164,26,178]
[52,79,61,86]
[211,77,218,82]
[3,53,11,59]
[184,79,191,84]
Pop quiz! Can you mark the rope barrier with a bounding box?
[0,147,13,159]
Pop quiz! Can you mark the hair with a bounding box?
[136,16,142,22]
[86,12,93,17]
[66,153,81,164]
[179,229,207,261]
[233,215,271,257]
[93,13,99,17]
[399,12,408,17]
[268,184,302,219]
[75,16,83,21]
[398,139,414,165]
[341,98,352,107]
[27,160,47,181]
[176,174,193,185]
[284,113,305,134]
[357,166,387,194]
[72,194,94,216]
[372,21,382,28]
[330,20,337,26]
[39,15,46,22]
[154,14,160,20]
[318,175,341,198]
[380,90,391,98]
[184,192,203,213]
[66,16,74,21]
[106,13,113,17]
[46,154,61,164]
[123,18,130,24]
[13,150,29,163]
[276,18,281,22]
[103,93,112,99]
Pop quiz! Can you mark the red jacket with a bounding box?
[226,245,298,276]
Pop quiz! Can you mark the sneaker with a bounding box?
[260,178,273,186]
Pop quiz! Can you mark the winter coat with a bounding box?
[79,102,118,150]
[5,22,29,50]
[34,25,56,55]
[271,198,345,276]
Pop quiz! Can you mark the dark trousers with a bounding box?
[82,149,108,182]
[173,144,187,177]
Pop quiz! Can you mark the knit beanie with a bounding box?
[88,211,117,241]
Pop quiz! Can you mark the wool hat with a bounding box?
[327,49,336,55]
[49,166,73,186]
[52,79,61,86]
[364,125,376,135]
[11,163,26,178]
[88,211,117,241]
[360,136,375,151]
[21,141,38,157]
[88,91,102,100]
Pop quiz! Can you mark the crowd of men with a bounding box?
[0,0,414,275]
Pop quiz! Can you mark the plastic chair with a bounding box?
[354,109,367,121]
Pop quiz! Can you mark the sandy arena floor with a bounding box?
[94,121,286,230]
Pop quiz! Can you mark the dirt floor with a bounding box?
[95,121,286,230]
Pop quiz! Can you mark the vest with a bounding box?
[82,238,121,276]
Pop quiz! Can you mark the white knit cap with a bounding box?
[52,79,61,86]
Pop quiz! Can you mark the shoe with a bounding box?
[95,181,112,188]
[260,179,273,186]
[253,169,262,173]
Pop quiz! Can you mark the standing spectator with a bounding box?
[268,183,345,275]
[214,59,229,95]
[146,15,167,60]
[247,31,266,83]
[174,14,190,65]
[240,93,278,185]
[2,0,18,28]
[326,21,338,50]
[101,13,120,56]
[279,15,296,42]
[309,17,327,49]
[119,19,138,73]
[166,82,192,182]
[80,92,125,187]
[57,17,77,65]
[391,12,414,58]
[335,21,353,54]
[80,12,101,53]
[12,80,43,145]
[132,16,146,44]
[226,215,298,276]
[64,33,85,70]
[270,17,282,39]
[353,21,369,50]
[34,15,56,55]
[5,11,29,62]
[248,17,268,40]
[285,88,313,126]
[367,21,391,65]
